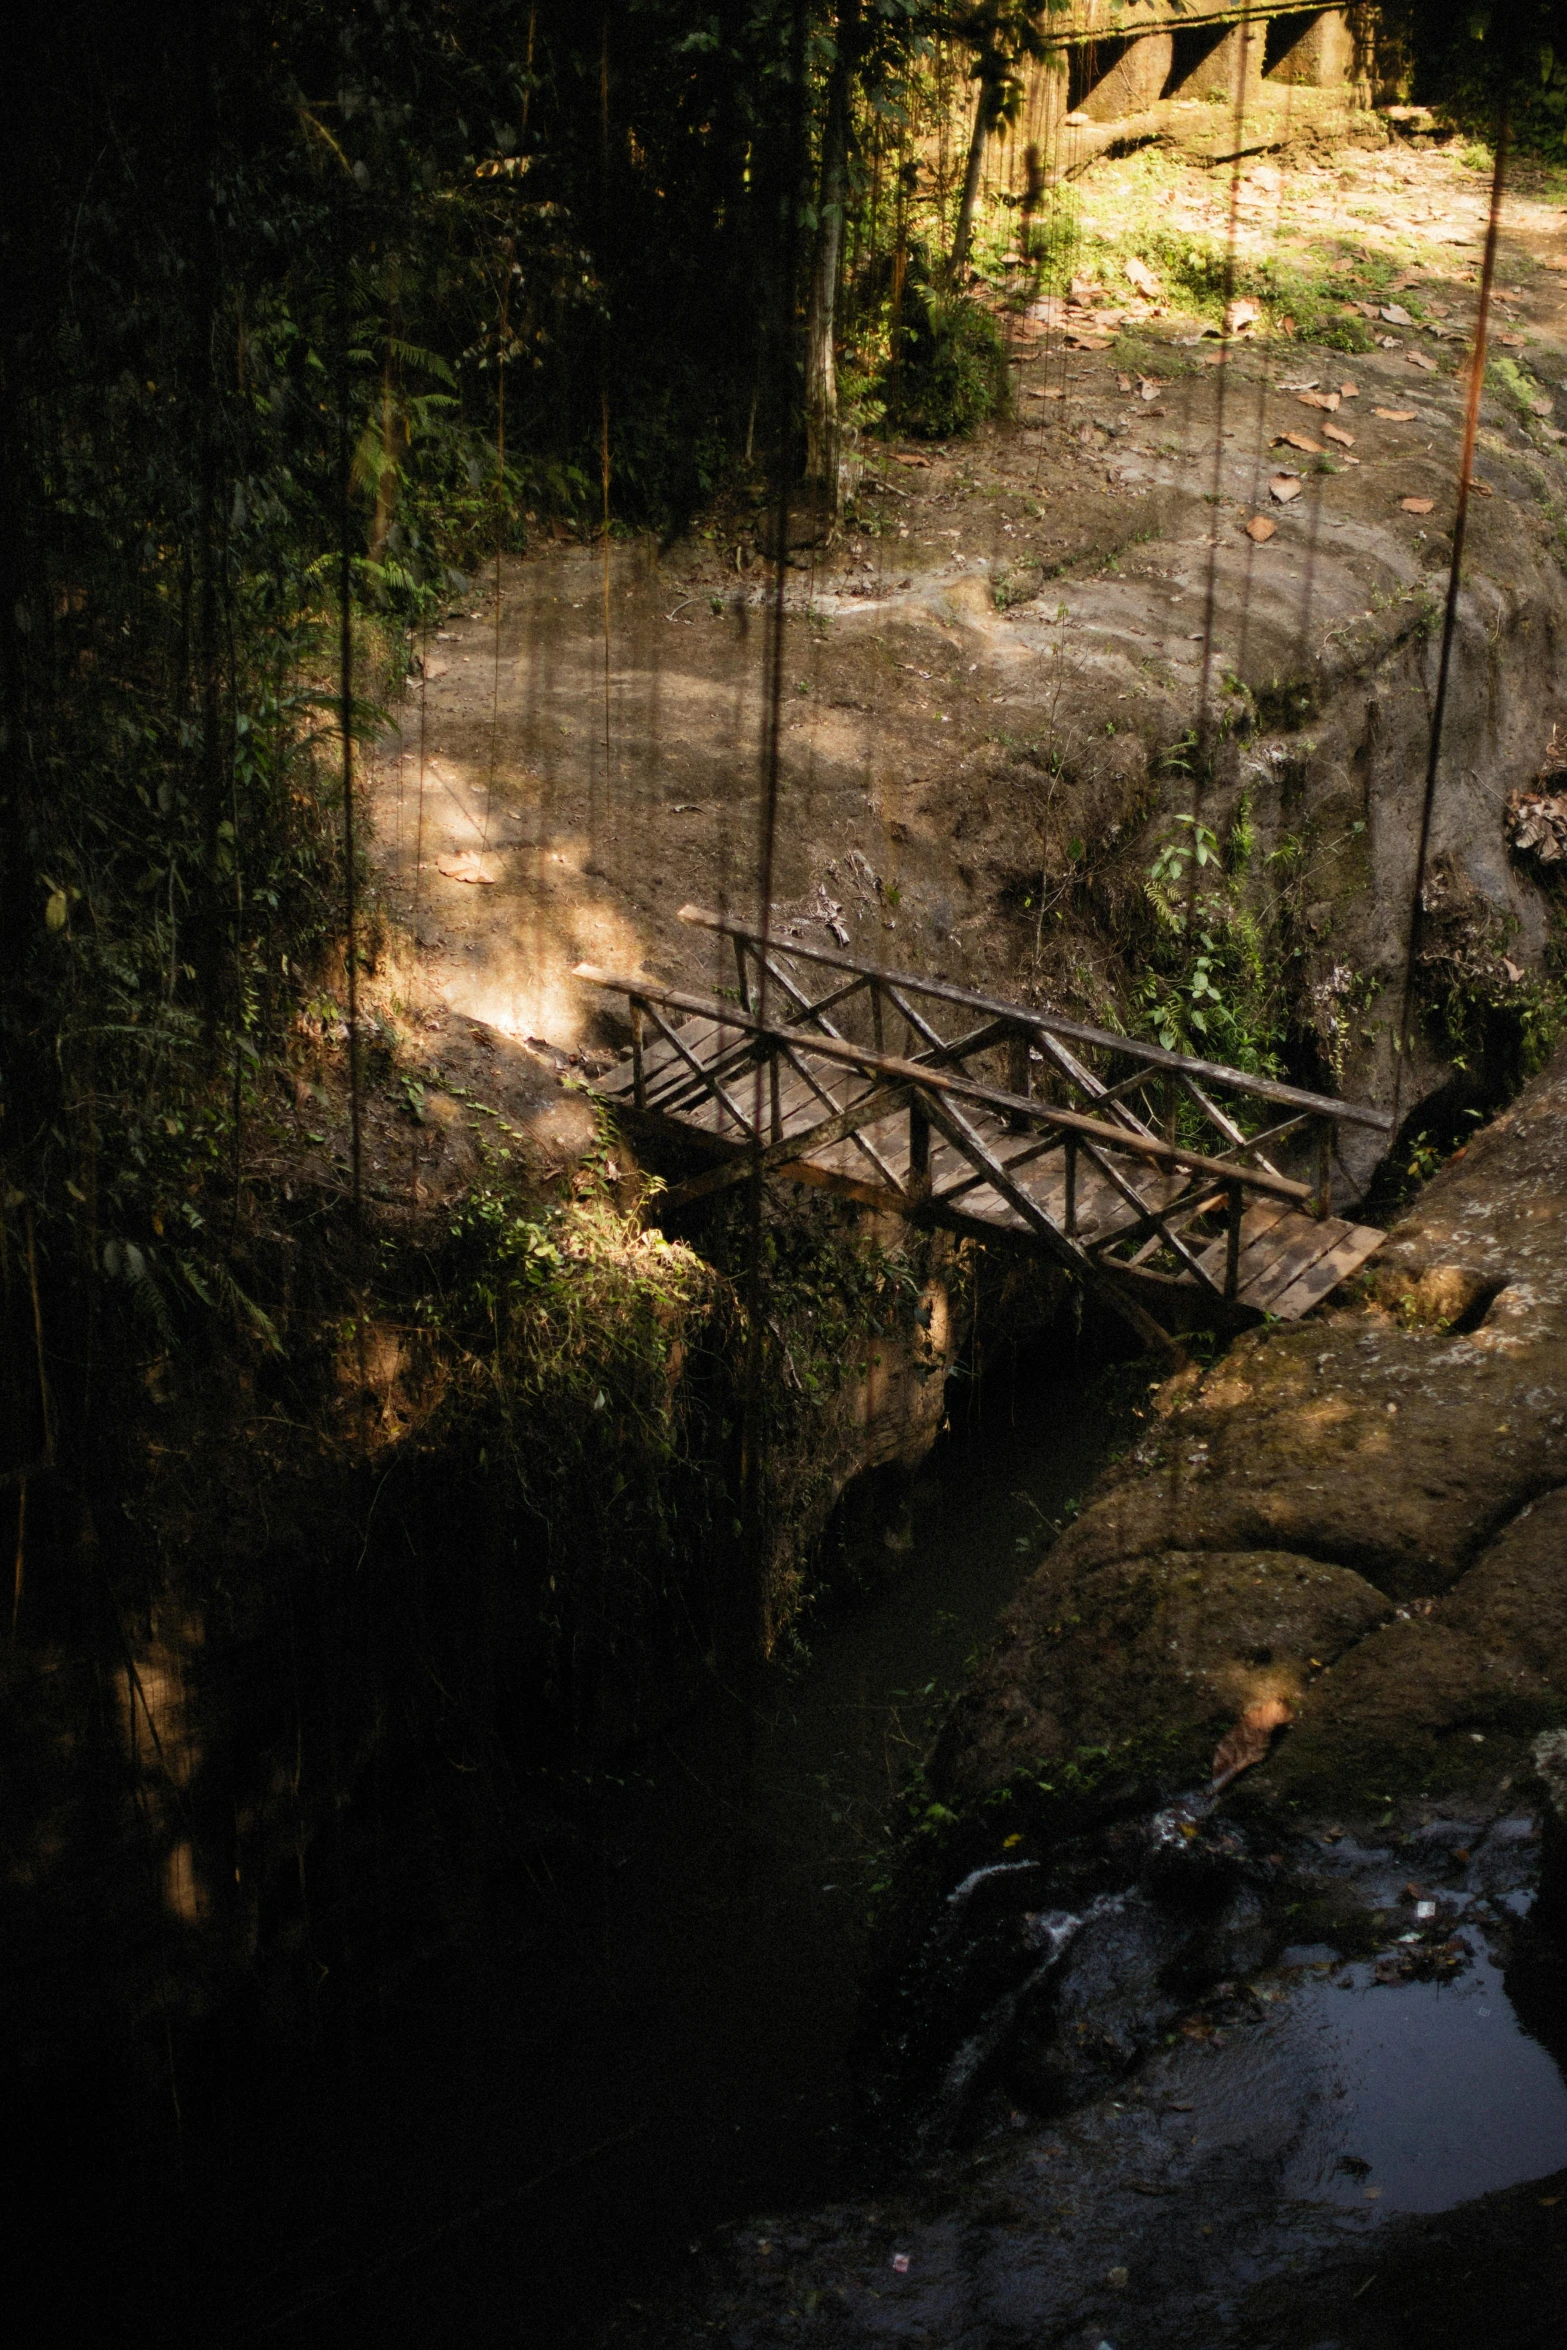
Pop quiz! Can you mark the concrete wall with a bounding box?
[1077,32,1174,123]
[1266,8,1358,89]
[1165,18,1267,106]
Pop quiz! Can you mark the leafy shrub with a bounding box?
[887,256,1009,439]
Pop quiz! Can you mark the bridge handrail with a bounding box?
[675,906,1392,1134]
[574,962,1315,1206]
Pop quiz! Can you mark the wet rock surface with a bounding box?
[603,1808,1567,2349]
[949,1039,1567,1827]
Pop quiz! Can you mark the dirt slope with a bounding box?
[371,138,1567,1191]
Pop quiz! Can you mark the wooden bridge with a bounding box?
[575,908,1390,1350]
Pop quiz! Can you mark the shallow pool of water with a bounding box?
[1282,1941,1567,2214]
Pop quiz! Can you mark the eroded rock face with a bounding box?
[946,1040,1567,1826]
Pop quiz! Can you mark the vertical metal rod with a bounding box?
[631,999,646,1110]
[1225,1179,1243,1300]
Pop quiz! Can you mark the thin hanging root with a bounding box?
[337,186,362,1220]
[12,1477,24,1637]
[1394,111,1510,1131]
[483,248,510,854]
[602,386,612,766]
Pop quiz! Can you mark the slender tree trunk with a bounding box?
[804,0,859,506]
[950,47,998,281]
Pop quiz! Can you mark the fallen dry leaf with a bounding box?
[893,452,931,467]
[1126,256,1162,297]
[1400,496,1436,514]
[1322,423,1355,448]
[1374,407,1418,420]
[1139,377,1161,401]
[1498,333,1525,348]
[1269,473,1304,503]
[1379,302,1413,325]
[1273,430,1324,454]
[1244,515,1277,542]
[1297,389,1341,411]
[1225,297,1262,335]
[1467,479,1493,497]
[1210,1697,1292,1789]
[436,853,499,884]
[1338,382,1360,398]
[1406,351,1437,371]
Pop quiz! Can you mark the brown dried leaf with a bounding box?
[1322,423,1355,448]
[1244,515,1277,543]
[1338,382,1361,398]
[436,853,500,884]
[1297,389,1341,411]
[1210,1697,1292,1788]
[1406,350,1437,371]
[1126,256,1162,297]
[1374,407,1418,420]
[1272,430,1324,454]
[893,452,931,467]
[1225,297,1262,335]
[1467,478,1493,498]
[1400,495,1435,514]
[1269,473,1304,503]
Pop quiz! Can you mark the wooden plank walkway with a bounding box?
[577,909,1390,1348]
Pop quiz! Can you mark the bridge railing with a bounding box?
[675,904,1390,1223]
[576,916,1389,1336]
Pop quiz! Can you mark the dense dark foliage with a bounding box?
[1390,0,1567,158]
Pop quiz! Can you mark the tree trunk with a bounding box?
[949,48,998,281]
[804,0,859,507]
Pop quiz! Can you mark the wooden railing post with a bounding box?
[734,932,751,1012]
[871,977,884,1055]
[631,998,646,1109]
[908,1093,931,1200]
[1225,1178,1243,1299]
[1313,1118,1333,1219]
[1064,1131,1078,1235]
[1006,1026,1030,1130]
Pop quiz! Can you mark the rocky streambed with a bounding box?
[601,1042,1567,2347]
